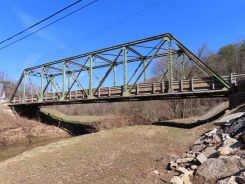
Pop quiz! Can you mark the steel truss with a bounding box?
[10,33,231,104]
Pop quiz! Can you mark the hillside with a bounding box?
[0,119,213,184]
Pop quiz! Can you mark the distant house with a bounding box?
[0,91,7,103]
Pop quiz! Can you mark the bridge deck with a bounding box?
[9,90,229,106]
[9,75,236,106]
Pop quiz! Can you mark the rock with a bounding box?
[170,176,183,184]
[236,176,245,184]
[159,171,179,183]
[190,165,198,170]
[196,153,207,164]
[217,176,238,184]
[176,167,190,175]
[234,131,244,139]
[222,134,231,141]
[202,146,218,158]
[205,128,218,137]
[236,172,245,183]
[225,110,230,114]
[195,156,245,184]
[180,174,192,184]
[240,172,245,179]
[218,146,234,156]
[213,135,222,145]
[176,157,194,164]
[215,112,245,124]
[218,138,245,156]
[203,137,213,144]
[168,161,178,170]
[183,153,195,159]
[242,132,245,143]
[223,138,238,146]
[153,170,159,175]
[224,113,245,137]
[191,144,204,153]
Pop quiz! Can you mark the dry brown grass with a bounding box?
[0,109,69,146]
[51,98,225,122]
[0,118,214,184]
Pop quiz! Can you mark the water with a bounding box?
[0,138,64,162]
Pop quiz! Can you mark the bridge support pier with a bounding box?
[229,79,245,109]
[229,92,245,109]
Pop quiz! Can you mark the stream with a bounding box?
[0,138,66,162]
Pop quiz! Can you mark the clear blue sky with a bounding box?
[0,0,244,80]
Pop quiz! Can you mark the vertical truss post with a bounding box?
[50,77,53,92]
[123,47,128,96]
[166,37,173,92]
[22,70,27,102]
[113,65,116,87]
[88,55,93,98]
[143,59,147,82]
[39,67,44,102]
[67,72,71,99]
[181,54,186,80]
[67,72,71,91]
[60,62,67,101]
[50,77,53,93]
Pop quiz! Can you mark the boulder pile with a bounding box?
[159,112,245,184]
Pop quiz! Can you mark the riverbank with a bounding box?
[0,119,214,184]
[0,109,70,146]
[0,138,67,162]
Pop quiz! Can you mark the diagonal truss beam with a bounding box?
[65,57,89,98]
[129,39,166,92]
[93,49,123,95]
[10,33,231,103]
[167,34,230,88]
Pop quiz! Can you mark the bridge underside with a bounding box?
[10,33,242,107]
[10,90,229,107]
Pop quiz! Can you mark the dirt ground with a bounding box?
[0,109,70,146]
[41,107,151,131]
[0,119,214,184]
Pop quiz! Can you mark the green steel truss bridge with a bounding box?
[8,33,245,107]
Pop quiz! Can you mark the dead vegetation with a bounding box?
[51,98,225,123]
[0,109,70,146]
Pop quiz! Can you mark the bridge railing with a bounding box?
[10,73,245,105]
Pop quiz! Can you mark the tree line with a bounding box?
[206,40,245,75]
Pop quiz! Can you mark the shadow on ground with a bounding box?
[152,120,208,129]
[39,112,97,136]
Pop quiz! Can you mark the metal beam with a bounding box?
[123,47,128,96]
[167,33,230,89]
[39,67,44,102]
[129,39,166,92]
[10,33,232,105]
[94,55,112,63]
[25,34,170,71]
[167,37,173,92]
[88,55,93,97]
[65,57,89,98]
[50,53,171,77]
[93,49,123,95]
